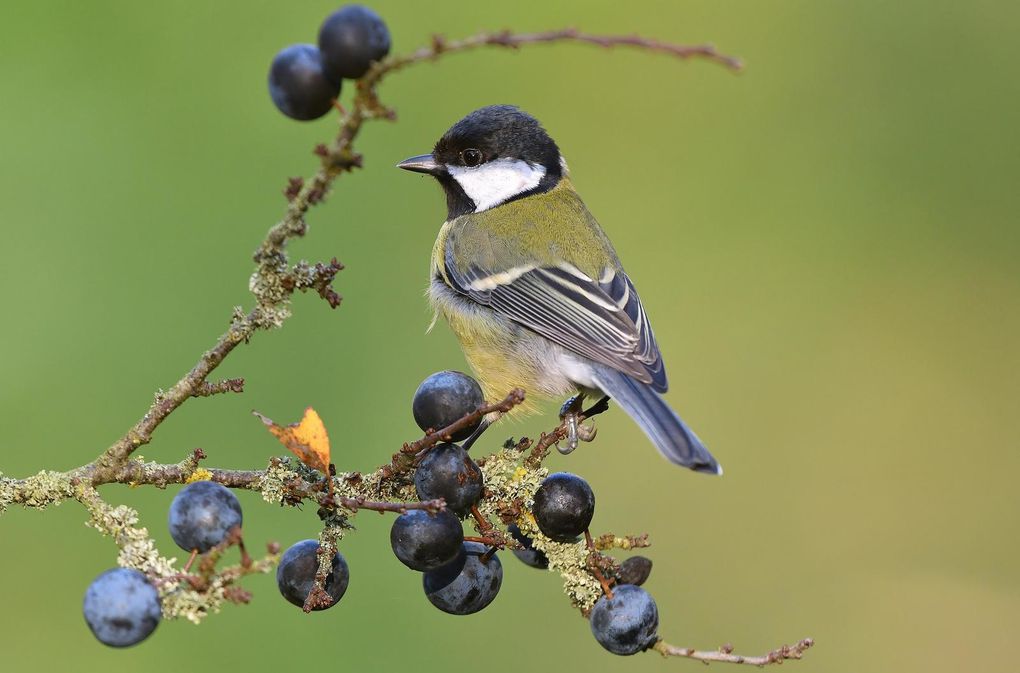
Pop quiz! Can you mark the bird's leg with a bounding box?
[461,414,496,451]
[582,395,611,419]
[558,394,587,454]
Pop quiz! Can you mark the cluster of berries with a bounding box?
[82,369,660,656]
[83,480,243,647]
[393,371,662,654]
[268,4,391,120]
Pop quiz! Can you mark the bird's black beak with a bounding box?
[396,154,443,176]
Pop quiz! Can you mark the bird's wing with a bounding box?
[443,246,668,392]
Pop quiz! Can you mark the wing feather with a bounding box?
[445,244,668,391]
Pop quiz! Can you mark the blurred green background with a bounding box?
[1,0,1018,671]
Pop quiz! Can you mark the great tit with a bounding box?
[398,105,720,475]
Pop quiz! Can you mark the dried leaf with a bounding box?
[254,407,331,475]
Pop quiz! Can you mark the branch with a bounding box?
[593,532,650,550]
[376,388,526,479]
[333,496,446,514]
[363,28,743,87]
[191,378,246,397]
[653,638,815,666]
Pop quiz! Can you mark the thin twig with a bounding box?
[593,532,650,551]
[584,529,615,598]
[191,378,245,397]
[377,388,526,478]
[337,496,446,514]
[464,535,504,547]
[363,28,742,87]
[404,390,526,455]
[470,504,494,532]
[652,638,815,666]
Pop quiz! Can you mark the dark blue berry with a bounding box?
[414,443,483,516]
[507,523,549,569]
[532,472,595,542]
[390,509,463,571]
[589,584,659,655]
[167,481,243,553]
[318,5,391,80]
[268,44,341,121]
[423,542,502,615]
[82,568,161,648]
[411,371,484,441]
[276,539,350,611]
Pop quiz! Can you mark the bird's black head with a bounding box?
[397,105,563,219]
[432,105,562,173]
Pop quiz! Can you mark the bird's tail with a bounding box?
[590,366,721,475]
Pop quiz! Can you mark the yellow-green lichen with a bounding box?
[477,445,547,517]
[248,270,293,329]
[344,469,416,502]
[0,475,13,514]
[8,469,75,510]
[529,531,604,611]
[474,444,601,610]
[256,458,301,505]
[185,468,213,484]
[78,485,274,624]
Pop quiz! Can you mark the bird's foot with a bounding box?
[461,416,494,451]
[558,395,598,454]
[582,395,611,419]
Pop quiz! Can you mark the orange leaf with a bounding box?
[254,407,331,476]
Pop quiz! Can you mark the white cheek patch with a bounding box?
[447,158,546,213]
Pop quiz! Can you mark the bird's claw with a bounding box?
[559,413,580,454]
[558,393,598,454]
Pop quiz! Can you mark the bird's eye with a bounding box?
[460,148,483,167]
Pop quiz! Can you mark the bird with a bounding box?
[397,105,720,475]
